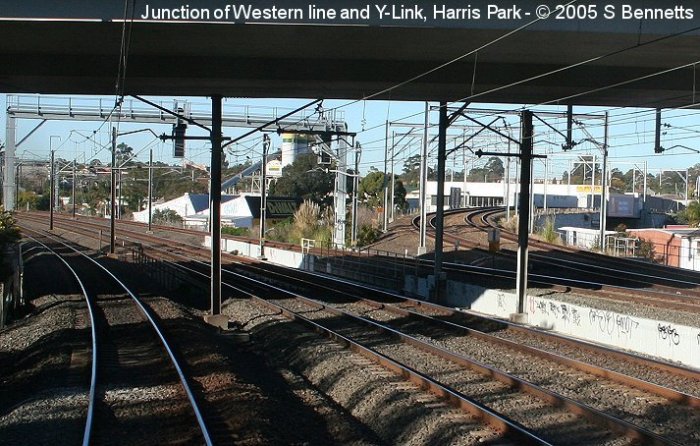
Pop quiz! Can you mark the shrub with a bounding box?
[356,224,382,247]
[221,226,249,237]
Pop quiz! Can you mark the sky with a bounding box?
[3,93,700,184]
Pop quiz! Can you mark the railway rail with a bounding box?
[19,228,215,446]
[409,208,700,313]
[16,213,700,446]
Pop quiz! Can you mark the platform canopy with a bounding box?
[1,0,700,107]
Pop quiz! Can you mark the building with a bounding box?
[132,192,299,229]
[627,227,700,270]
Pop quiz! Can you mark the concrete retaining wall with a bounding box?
[205,236,699,369]
[205,236,310,270]
[405,276,700,369]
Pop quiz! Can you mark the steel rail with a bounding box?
[229,260,700,408]
[19,212,700,376]
[271,261,700,382]
[145,256,551,445]
[214,262,676,445]
[461,207,700,288]
[413,209,700,308]
[22,234,99,446]
[89,232,682,446]
[22,212,700,381]
[18,224,214,446]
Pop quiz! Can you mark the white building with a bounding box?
[132,192,298,229]
[424,181,608,211]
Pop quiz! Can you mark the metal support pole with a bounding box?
[49,150,55,230]
[3,115,16,211]
[72,159,76,218]
[147,147,153,232]
[351,142,360,246]
[390,132,396,222]
[117,168,122,219]
[418,102,429,255]
[529,160,535,233]
[643,161,647,208]
[110,127,116,255]
[259,134,269,260]
[599,112,609,252]
[210,95,223,316]
[15,165,20,209]
[515,111,534,321]
[543,157,548,212]
[566,105,573,149]
[433,102,448,302]
[383,120,389,232]
[505,138,511,218]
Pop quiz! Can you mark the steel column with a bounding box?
[3,115,16,211]
[599,112,609,252]
[110,127,116,254]
[72,159,76,218]
[210,95,223,316]
[147,147,153,232]
[259,135,269,259]
[49,150,55,230]
[433,102,448,302]
[351,142,360,246]
[418,102,429,255]
[516,111,534,316]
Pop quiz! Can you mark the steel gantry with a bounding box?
[431,105,608,322]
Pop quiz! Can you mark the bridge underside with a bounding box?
[1,21,699,107]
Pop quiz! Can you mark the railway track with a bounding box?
[409,208,700,313]
[19,228,216,445]
[17,213,700,445]
[463,206,700,290]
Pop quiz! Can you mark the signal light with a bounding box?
[172,122,187,158]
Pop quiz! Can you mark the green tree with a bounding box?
[358,171,407,211]
[483,157,504,181]
[116,142,134,165]
[152,208,183,226]
[268,154,335,207]
[358,171,386,207]
[0,208,20,246]
[17,191,40,210]
[676,200,700,226]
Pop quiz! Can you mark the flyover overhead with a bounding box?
[1,1,700,107]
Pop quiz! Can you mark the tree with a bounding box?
[358,171,385,207]
[676,200,700,227]
[17,191,40,210]
[268,154,335,207]
[393,179,408,211]
[152,208,183,226]
[401,154,421,188]
[358,171,407,211]
[609,168,627,194]
[483,157,504,181]
[116,142,134,165]
[0,208,20,246]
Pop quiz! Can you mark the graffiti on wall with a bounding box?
[658,323,681,346]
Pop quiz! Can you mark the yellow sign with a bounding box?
[576,185,602,193]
